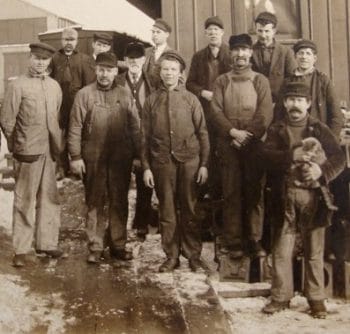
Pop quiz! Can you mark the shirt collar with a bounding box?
[294,67,315,76]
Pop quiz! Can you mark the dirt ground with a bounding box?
[1,178,350,334]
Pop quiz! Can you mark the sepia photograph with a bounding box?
[0,0,350,333]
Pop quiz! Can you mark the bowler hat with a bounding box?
[62,27,78,40]
[284,81,310,98]
[160,50,186,70]
[29,42,56,58]
[229,34,253,50]
[95,52,118,67]
[153,18,172,33]
[205,16,224,29]
[255,11,277,26]
[125,42,145,58]
[93,32,112,45]
[293,39,318,54]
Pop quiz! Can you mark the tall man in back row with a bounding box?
[1,43,64,267]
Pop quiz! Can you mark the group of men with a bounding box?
[0,11,346,319]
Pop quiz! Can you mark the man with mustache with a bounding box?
[210,34,273,258]
[251,12,296,103]
[68,52,140,264]
[51,28,95,178]
[261,81,345,318]
[0,43,64,267]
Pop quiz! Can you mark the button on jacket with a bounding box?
[141,85,210,170]
[0,72,63,159]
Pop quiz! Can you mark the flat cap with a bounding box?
[160,50,186,70]
[125,42,145,58]
[205,16,224,29]
[29,42,56,58]
[255,11,277,26]
[62,27,78,40]
[284,81,310,98]
[95,52,118,67]
[93,32,113,45]
[293,39,317,54]
[153,18,172,33]
[229,34,253,50]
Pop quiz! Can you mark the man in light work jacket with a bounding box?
[251,11,297,103]
[115,42,157,240]
[68,52,140,264]
[0,42,63,267]
[142,51,210,273]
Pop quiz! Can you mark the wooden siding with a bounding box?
[162,0,350,104]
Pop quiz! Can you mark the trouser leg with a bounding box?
[108,159,132,250]
[84,161,108,252]
[35,153,61,250]
[13,158,44,254]
[153,160,179,259]
[178,156,202,259]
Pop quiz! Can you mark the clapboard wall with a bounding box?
[162,0,350,105]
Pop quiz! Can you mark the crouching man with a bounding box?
[141,51,210,272]
[68,52,140,264]
[0,42,63,267]
[261,82,345,318]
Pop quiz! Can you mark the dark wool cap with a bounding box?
[153,18,172,33]
[229,34,253,50]
[160,50,186,70]
[29,42,56,58]
[93,32,113,45]
[96,52,118,67]
[284,81,311,98]
[205,16,224,29]
[125,42,145,58]
[293,39,318,54]
[255,11,277,26]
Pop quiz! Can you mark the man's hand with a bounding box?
[302,162,322,181]
[143,169,155,188]
[201,90,213,102]
[229,128,253,145]
[196,166,208,185]
[70,159,86,179]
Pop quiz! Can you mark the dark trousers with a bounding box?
[152,156,201,259]
[84,158,132,252]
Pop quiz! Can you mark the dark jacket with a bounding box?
[68,81,140,162]
[186,44,232,114]
[273,69,344,139]
[262,116,345,227]
[252,41,297,102]
[141,85,210,170]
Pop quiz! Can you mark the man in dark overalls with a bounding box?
[68,52,140,263]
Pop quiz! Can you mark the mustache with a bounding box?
[289,107,303,113]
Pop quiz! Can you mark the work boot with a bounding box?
[309,300,327,319]
[262,300,290,314]
[248,240,267,258]
[189,258,203,272]
[87,251,102,264]
[36,249,63,258]
[110,248,133,261]
[13,254,26,267]
[159,258,180,273]
[136,229,147,242]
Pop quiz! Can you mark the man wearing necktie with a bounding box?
[115,42,157,241]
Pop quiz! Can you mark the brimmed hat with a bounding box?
[153,18,172,33]
[29,42,56,58]
[284,81,310,98]
[229,34,253,50]
[125,42,145,58]
[255,11,277,26]
[205,16,224,29]
[160,50,186,70]
[62,27,78,40]
[93,32,112,45]
[293,39,317,54]
[95,52,118,67]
